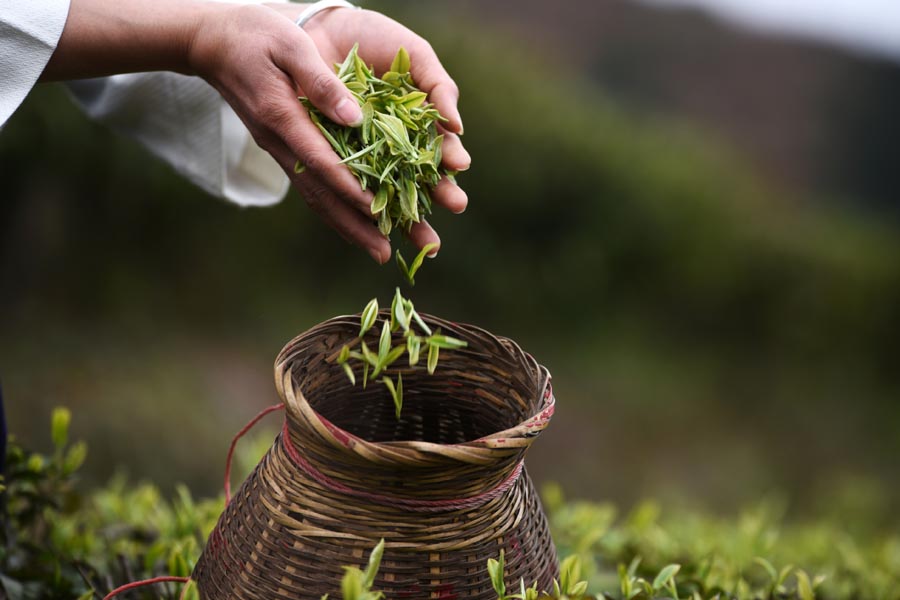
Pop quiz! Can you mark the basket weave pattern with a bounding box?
[194,313,558,599]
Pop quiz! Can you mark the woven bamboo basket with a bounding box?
[193,312,558,599]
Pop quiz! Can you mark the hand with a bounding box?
[189,3,470,263]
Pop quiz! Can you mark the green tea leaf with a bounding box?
[382,376,402,418]
[796,570,815,600]
[425,334,467,349]
[293,160,306,174]
[753,557,778,583]
[407,335,421,365]
[63,441,87,474]
[411,309,432,336]
[360,298,379,337]
[360,341,378,367]
[392,287,411,331]
[652,564,680,591]
[342,567,364,600]
[390,47,411,75]
[342,362,356,385]
[395,250,411,283]
[427,341,439,375]
[397,91,427,109]
[383,344,406,369]
[378,320,391,363]
[363,539,385,589]
[371,186,389,215]
[407,242,439,285]
[51,407,70,450]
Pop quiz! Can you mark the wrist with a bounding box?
[43,0,209,81]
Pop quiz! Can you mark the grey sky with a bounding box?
[645,0,900,62]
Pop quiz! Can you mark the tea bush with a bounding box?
[2,410,898,599]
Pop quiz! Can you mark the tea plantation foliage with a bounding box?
[2,411,897,600]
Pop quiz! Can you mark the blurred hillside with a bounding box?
[454,0,900,215]
[2,1,899,514]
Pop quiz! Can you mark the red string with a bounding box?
[103,576,191,599]
[224,403,285,504]
[280,420,525,512]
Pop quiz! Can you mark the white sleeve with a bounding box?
[0,0,72,127]
[3,0,290,207]
[67,74,290,207]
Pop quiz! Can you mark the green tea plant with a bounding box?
[335,286,467,418]
[298,45,454,237]
[4,410,899,599]
[0,409,217,599]
[337,539,386,600]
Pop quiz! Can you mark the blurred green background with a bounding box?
[2,0,898,520]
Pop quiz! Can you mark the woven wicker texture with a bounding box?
[193,312,558,599]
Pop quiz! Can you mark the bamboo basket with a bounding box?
[193,312,558,599]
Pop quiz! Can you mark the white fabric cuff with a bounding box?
[66,73,290,207]
[0,0,72,127]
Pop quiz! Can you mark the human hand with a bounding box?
[189,2,470,263]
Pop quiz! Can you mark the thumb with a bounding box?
[282,35,362,127]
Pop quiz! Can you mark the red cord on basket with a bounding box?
[224,403,285,504]
[103,576,191,599]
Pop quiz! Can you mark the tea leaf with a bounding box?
[51,407,70,450]
[382,376,402,419]
[427,341,439,375]
[378,320,391,359]
[796,570,815,600]
[360,298,379,337]
[371,186,389,215]
[397,91,428,109]
[425,334,467,350]
[342,567,364,600]
[383,344,406,370]
[63,441,87,475]
[392,287,411,331]
[652,564,680,591]
[395,250,411,283]
[411,308,432,336]
[390,46,411,75]
[407,335,421,365]
[407,242,439,285]
[338,344,351,364]
[360,341,378,367]
[341,362,356,385]
[753,557,778,583]
[293,160,306,174]
[488,551,506,598]
[363,539,385,589]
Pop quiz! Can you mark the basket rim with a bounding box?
[274,313,555,466]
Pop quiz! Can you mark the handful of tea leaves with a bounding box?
[335,288,467,418]
[299,45,454,237]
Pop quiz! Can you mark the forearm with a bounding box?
[40,0,211,81]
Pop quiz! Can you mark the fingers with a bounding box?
[273,31,363,127]
[407,220,441,256]
[437,125,470,172]
[302,178,391,264]
[431,176,467,214]
[266,136,390,264]
[289,108,375,214]
[408,41,463,135]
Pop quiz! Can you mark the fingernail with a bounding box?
[336,98,363,127]
[458,118,464,135]
[370,244,390,264]
[427,246,440,258]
